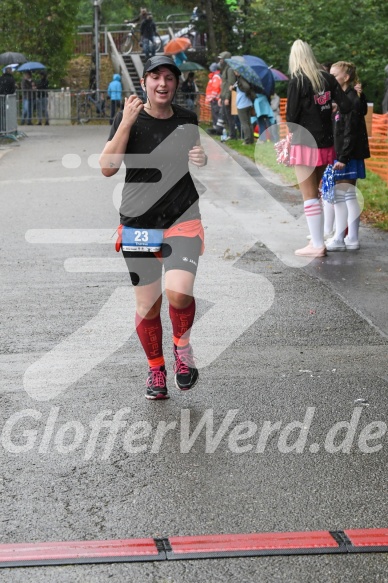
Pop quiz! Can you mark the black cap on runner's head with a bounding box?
[142,55,181,79]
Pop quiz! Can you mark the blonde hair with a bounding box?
[331,61,359,88]
[289,39,325,93]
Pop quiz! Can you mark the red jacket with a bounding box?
[205,71,221,103]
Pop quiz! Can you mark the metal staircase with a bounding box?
[122,54,147,97]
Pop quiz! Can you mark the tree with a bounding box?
[251,0,388,109]
[0,0,81,86]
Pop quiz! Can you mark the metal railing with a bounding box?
[75,22,173,56]
[0,94,18,140]
[74,13,199,56]
[7,89,210,125]
[14,89,110,125]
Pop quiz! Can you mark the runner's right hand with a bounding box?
[122,95,144,126]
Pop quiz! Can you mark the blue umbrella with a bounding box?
[17,61,46,72]
[225,58,263,89]
[243,55,275,97]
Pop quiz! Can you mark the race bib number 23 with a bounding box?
[121,226,163,252]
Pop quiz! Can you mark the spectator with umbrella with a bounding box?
[36,70,49,125]
[0,66,16,96]
[17,63,46,125]
[0,66,16,133]
[217,51,237,140]
[229,71,256,144]
[225,57,264,143]
[21,70,34,125]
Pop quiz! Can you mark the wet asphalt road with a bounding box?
[0,125,387,582]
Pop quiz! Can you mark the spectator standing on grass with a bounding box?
[217,51,237,140]
[107,73,122,125]
[253,88,276,143]
[205,62,222,129]
[230,71,255,144]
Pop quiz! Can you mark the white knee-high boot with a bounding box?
[323,199,335,238]
[304,198,324,247]
[345,185,360,242]
[333,186,348,241]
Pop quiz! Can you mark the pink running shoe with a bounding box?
[145,366,169,400]
[173,345,199,391]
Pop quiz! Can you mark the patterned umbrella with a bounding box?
[164,37,192,55]
[225,58,263,89]
[270,68,289,81]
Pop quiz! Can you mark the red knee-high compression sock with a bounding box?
[169,299,196,349]
[135,312,165,368]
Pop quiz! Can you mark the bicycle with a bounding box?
[121,23,163,55]
[77,90,107,124]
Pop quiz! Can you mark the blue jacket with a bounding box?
[174,52,187,66]
[108,74,122,101]
[253,93,275,123]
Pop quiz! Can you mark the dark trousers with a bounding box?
[258,115,271,142]
[110,100,121,124]
[237,106,254,143]
[210,100,220,128]
[221,100,237,139]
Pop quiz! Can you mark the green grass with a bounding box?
[200,123,388,231]
[359,170,388,230]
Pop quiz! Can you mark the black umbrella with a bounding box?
[0,51,28,66]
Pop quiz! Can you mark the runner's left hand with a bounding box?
[189,145,207,167]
